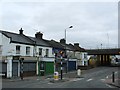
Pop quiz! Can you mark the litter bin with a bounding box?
[54,72,59,80]
[40,70,45,76]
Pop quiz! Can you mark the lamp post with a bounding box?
[101,44,102,49]
[65,26,73,57]
[64,26,73,73]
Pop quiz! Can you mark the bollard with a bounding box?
[112,72,115,83]
[77,69,81,77]
[54,72,59,80]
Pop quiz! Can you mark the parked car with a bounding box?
[110,58,120,66]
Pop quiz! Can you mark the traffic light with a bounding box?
[59,51,64,56]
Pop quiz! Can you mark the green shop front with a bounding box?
[38,58,54,76]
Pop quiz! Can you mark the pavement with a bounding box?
[2,70,82,82]
[104,71,120,88]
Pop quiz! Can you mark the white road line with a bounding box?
[86,78,93,82]
[37,79,40,80]
[101,79,105,81]
[106,76,109,79]
[115,71,118,74]
[48,82,53,84]
[106,84,112,88]
[70,78,84,82]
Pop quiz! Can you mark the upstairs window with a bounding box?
[26,47,30,55]
[84,53,87,59]
[39,48,42,56]
[0,45,2,55]
[16,45,20,54]
[45,49,49,57]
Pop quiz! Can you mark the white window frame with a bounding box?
[0,45,2,55]
[45,49,49,57]
[16,45,20,54]
[26,47,30,55]
[39,48,42,56]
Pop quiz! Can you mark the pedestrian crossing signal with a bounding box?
[60,51,64,56]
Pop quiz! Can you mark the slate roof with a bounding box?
[67,44,76,51]
[61,43,85,52]
[45,40,64,49]
[28,37,51,47]
[74,45,86,52]
[60,43,75,51]
[0,30,35,45]
[0,30,86,52]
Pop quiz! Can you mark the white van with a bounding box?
[111,57,120,66]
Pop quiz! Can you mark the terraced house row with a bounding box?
[0,28,88,78]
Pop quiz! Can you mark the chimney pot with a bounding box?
[74,43,79,47]
[19,28,23,34]
[60,39,66,44]
[35,32,43,39]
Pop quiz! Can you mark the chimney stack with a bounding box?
[74,43,79,47]
[60,39,66,44]
[19,28,23,34]
[35,32,43,39]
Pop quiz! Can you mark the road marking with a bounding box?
[86,78,93,82]
[106,84,112,88]
[115,71,118,74]
[106,76,109,79]
[37,79,40,80]
[47,78,50,80]
[101,79,105,81]
[70,78,84,82]
[48,82,53,84]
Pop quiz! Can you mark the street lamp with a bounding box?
[65,26,73,57]
[64,26,73,74]
[101,44,102,49]
[60,26,73,80]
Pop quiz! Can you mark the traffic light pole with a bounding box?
[60,56,63,80]
[20,58,24,80]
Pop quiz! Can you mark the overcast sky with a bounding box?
[0,0,119,49]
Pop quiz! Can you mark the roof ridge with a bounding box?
[0,30,19,35]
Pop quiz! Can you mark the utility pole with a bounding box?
[107,33,109,49]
